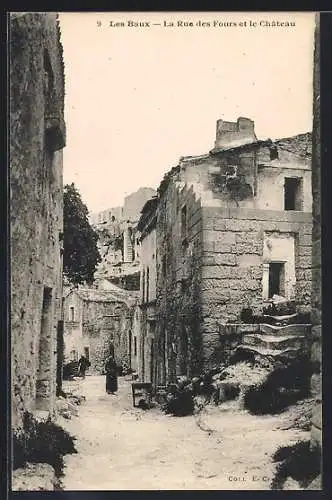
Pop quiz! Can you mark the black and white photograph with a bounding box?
[9,11,321,491]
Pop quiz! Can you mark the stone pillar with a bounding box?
[310,13,322,488]
[123,224,134,263]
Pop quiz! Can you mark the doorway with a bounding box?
[36,287,53,409]
[268,262,285,298]
[128,330,132,370]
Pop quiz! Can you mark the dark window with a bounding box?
[84,347,90,361]
[284,177,303,211]
[70,350,78,361]
[146,267,150,302]
[269,145,279,160]
[134,337,137,357]
[69,306,74,321]
[181,205,187,242]
[142,269,145,301]
[268,263,285,298]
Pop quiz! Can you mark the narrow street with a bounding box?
[60,375,308,490]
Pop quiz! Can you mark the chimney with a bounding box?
[213,117,257,151]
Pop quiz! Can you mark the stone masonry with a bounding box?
[63,287,138,374]
[10,13,66,429]
[151,119,312,384]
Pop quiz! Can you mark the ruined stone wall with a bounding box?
[256,143,312,212]
[10,13,65,429]
[140,228,157,302]
[82,301,131,373]
[63,291,84,361]
[201,206,312,369]
[123,187,156,222]
[156,181,203,384]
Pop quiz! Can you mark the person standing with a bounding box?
[78,354,90,379]
[105,354,118,394]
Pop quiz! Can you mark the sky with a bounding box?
[59,12,315,214]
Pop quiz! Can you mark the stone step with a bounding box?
[236,344,300,358]
[262,313,298,326]
[259,323,311,336]
[242,333,306,351]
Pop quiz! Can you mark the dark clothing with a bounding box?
[105,356,118,393]
[78,356,90,378]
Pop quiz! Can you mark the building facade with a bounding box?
[63,287,138,373]
[145,118,312,385]
[10,12,66,428]
[137,198,158,382]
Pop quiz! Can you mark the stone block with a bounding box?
[297,256,312,269]
[300,233,312,246]
[241,278,260,291]
[202,266,241,279]
[297,269,312,281]
[214,242,236,254]
[299,223,313,236]
[249,265,263,279]
[202,288,231,304]
[213,219,227,231]
[222,278,244,290]
[202,218,215,230]
[214,254,237,266]
[225,219,259,232]
[230,207,311,223]
[236,242,262,255]
[299,246,312,256]
[204,230,236,244]
[237,254,263,274]
[202,254,216,266]
[235,231,261,243]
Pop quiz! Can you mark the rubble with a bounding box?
[12,462,57,491]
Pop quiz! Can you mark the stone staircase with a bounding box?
[228,314,311,358]
[235,320,311,360]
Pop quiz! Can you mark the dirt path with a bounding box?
[60,375,309,490]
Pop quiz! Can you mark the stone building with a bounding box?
[146,118,312,385]
[10,13,66,429]
[63,286,138,373]
[136,197,158,382]
[89,206,123,226]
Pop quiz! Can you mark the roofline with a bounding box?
[210,139,272,155]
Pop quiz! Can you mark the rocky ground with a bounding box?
[57,375,311,491]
